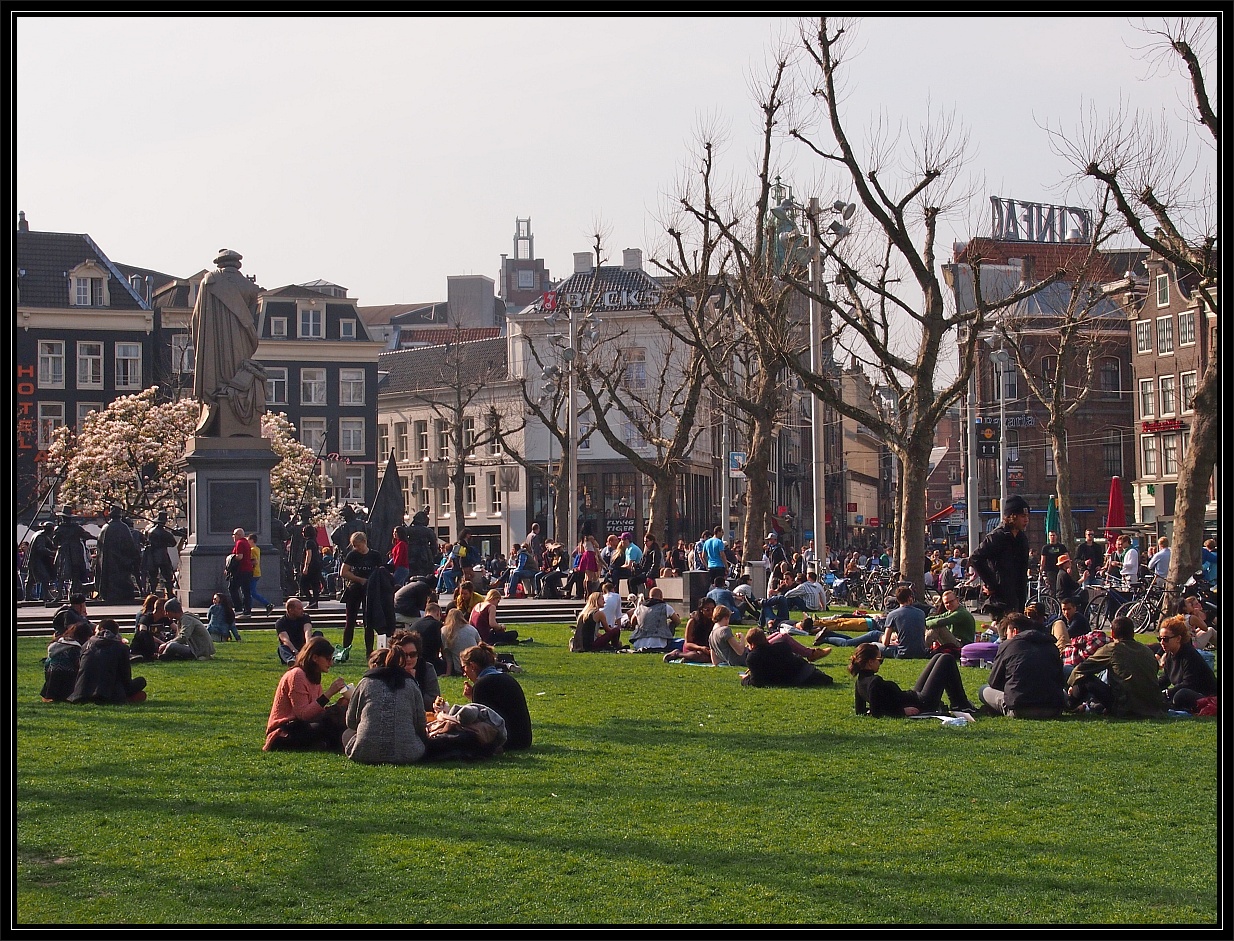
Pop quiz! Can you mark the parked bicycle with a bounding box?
[1113,573,1173,634]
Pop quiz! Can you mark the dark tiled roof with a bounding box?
[16,230,148,309]
[262,284,328,299]
[357,303,443,326]
[396,327,501,347]
[379,337,508,394]
[519,265,662,313]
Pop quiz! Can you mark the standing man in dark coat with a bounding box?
[143,511,183,595]
[52,509,91,599]
[969,494,1031,635]
[96,505,140,602]
[405,510,439,579]
[28,521,58,603]
[331,504,367,559]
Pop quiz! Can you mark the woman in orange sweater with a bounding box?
[264,636,352,751]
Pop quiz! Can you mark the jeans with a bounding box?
[759,595,791,626]
[249,576,272,609]
[909,652,973,711]
[818,629,883,647]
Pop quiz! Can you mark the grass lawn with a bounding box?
[15,620,1219,926]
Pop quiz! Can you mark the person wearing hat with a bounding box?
[1053,553,1082,604]
[143,510,184,596]
[969,494,1031,636]
[28,520,58,603]
[763,531,788,571]
[51,509,91,600]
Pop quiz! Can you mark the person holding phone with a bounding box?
[264,636,351,751]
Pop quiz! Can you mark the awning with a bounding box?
[926,504,956,524]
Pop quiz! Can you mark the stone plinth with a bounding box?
[179,437,280,609]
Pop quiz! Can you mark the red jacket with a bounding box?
[233,538,254,574]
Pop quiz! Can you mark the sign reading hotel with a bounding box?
[990,196,1092,244]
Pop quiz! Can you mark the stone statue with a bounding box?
[51,509,91,597]
[27,521,58,602]
[191,248,266,437]
[330,504,367,556]
[143,510,185,595]
[97,505,140,601]
[406,509,440,578]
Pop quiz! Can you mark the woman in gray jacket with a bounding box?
[342,646,427,764]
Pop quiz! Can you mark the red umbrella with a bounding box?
[1104,475,1126,541]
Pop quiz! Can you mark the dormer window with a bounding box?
[340,319,357,339]
[299,305,323,338]
[68,261,110,307]
[270,317,288,338]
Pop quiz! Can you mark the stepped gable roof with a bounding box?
[16,230,149,309]
[379,336,508,394]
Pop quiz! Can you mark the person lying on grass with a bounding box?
[848,642,977,717]
[739,626,833,687]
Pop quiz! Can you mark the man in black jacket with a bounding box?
[969,494,1031,634]
[977,612,1066,718]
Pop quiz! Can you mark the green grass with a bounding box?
[15,621,1219,925]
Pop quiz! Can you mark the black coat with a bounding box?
[69,634,142,704]
[363,566,396,636]
[1161,643,1217,697]
[986,628,1066,713]
[969,524,1030,614]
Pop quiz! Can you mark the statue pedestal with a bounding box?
[179,437,280,609]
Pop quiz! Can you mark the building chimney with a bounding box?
[573,252,593,274]
[622,248,643,271]
[1019,256,1034,286]
[17,210,29,232]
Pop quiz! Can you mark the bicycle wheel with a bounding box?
[1085,590,1112,632]
[1035,593,1061,623]
[1117,600,1154,633]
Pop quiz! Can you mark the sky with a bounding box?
[14,15,1210,306]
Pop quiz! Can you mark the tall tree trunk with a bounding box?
[1050,424,1075,547]
[894,434,932,594]
[741,411,776,578]
[646,472,674,546]
[1167,353,1218,590]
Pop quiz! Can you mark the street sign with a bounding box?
[729,451,746,479]
[847,502,858,513]
[868,517,879,527]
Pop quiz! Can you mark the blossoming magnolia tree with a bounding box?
[45,387,323,524]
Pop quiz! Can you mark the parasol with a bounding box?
[1044,494,1060,537]
[1104,476,1126,542]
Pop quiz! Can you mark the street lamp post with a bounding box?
[990,348,1011,515]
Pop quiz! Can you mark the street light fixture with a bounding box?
[989,348,1012,515]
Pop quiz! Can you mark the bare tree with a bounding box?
[781,17,1055,591]
[1048,16,1218,591]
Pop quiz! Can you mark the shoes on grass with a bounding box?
[333,645,351,663]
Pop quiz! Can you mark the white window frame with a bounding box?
[436,420,450,460]
[439,487,451,518]
[1156,316,1174,355]
[77,341,104,389]
[270,317,288,338]
[339,368,365,406]
[415,421,429,460]
[489,472,502,514]
[343,467,365,501]
[340,418,365,455]
[38,341,65,389]
[38,402,65,449]
[73,276,106,307]
[300,368,327,405]
[578,419,592,450]
[266,367,288,405]
[1135,321,1152,355]
[1138,379,1155,418]
[623,348,647,390]
[1177,310,1196,346]
[1159,375,1177,415]
[1161,433,1179,476]
[298,306,324,339]
[1141,435,1158,476]
[463,416,476,451]
[170,333,194,377]
[76,402,102,429]
[300,418,327,454]
[115,342,143,390]
[465,473,477,516]
[396,422,409,462]
[340,319,357,339]
[1180,371,1197,413]
[377,424,390,462]
[1155,272,1169,307]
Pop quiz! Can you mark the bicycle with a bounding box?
[1027,573,1061,623]
[1083,573,1137,633]
[1114,573,1173,634]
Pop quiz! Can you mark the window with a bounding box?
[77,341,104,388]
[301,368,326,405]
[436,420,450,460]
[340,319,357,339]
[440,487,451,517]
[73,276,106,306]
[1159,375,1177,415]
[465,473,477,516]
[377,424,389,462]
[1139,379,1155,418]
[488,428,502,457]
[395,422,409,462]
[339,369,365,406]
[300,418,327,454]
[1155,273,1169,307]
[115,343,142,389]
[623,348,647,390]
[1156,316,1174,354]
[38,341,65,389]
[622,407,648,450]
[1040,355,1057,396]
[489,472,502,513]
[1162,433,1179,475]
[517,269,534,289]
[38,403,65,449]
[77,402,102,429]
[414,421,428,461]
[1102,431,1123,478]
[578,418,592,450]
[994,364,1017,402]
[299,307,324,339]
[414,476,428,516]
[1098,357,1120,394]
[1141,435,1158,476]
[1177,310,1195,346]
[463,417,476,451]
[1005,429,1020,464]
[343,467,365,502]
[266,367,288,405]
[270,317,288,338]
[410,475,424,517]
[171,333,194,376]
[1135,321,1152,354]
[1181,371,1197,413]
[340,418,365,455]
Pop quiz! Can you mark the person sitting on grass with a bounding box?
[664,597,715,663]
[68,619,147,704]
[1049,596,1089,659]
[784,570,829,612]
[342,645,427,765]
[977,611,1067,719]
[925,589,977,647]
[880,586,929,659]
[571,591,622,652]
[440,607,481,677]
[708,605,748,666]
[205,592,240,643]
[848,642,977,718]
[435,643,532,751]
[740,626,834,687]
[1065,616,1165,717]
[452,580,480,619]
[40,620,93,702]
[156,599,215,661]
[276,597,323,666]
[1155,615,1218,713]
[628,586,681,652]
[1178,595,1217,651]
[389,628,441,706]
[470,588,521,646]
[264,636,351,752]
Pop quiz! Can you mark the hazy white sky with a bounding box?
[15,15,1205,306]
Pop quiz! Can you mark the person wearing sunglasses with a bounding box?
[1156,615,1217,713]
[847,642,978,718]
[1065,616,1164,717]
